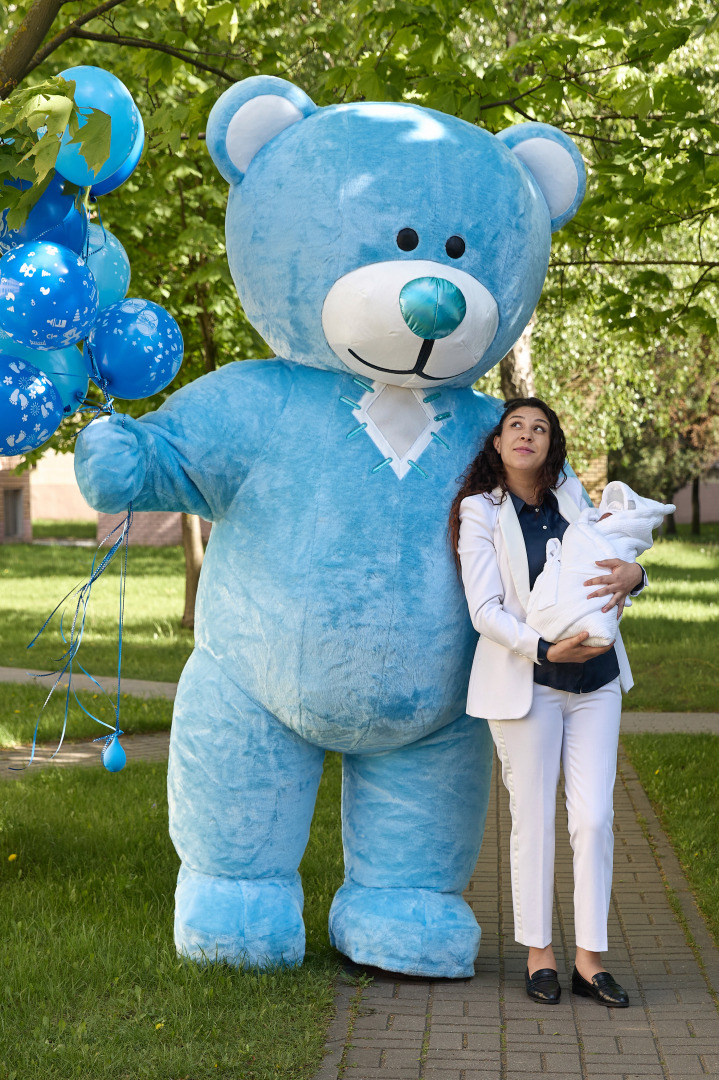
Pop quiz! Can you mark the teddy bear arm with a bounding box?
[76,361,293,519]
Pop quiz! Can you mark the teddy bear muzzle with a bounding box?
[321,258,499,388]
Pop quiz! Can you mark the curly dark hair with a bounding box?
[448,397,567,573]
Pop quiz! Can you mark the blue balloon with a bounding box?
[90,110,144,196]
[85,298,183,399]
[0,329,88,415]
[0,242,99,350]
[55,67,140,188]
[0,172,88,255]
[102,734,126,773]
[0,354,64,455]
[85,224,130,309]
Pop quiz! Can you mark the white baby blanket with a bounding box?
[525,481,674,648]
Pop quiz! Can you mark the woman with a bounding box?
[449,398,645,1007]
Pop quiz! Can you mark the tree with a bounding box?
[608,333,719,533]
[1,0,718,607]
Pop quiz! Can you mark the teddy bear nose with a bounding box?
[398,276,467,339]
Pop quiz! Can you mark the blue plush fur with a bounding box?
[75,77,585,977]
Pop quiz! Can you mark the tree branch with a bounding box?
[70,30,238,83]
[0,0,65,98]
[551,258,719,268]
[22,0,132,80]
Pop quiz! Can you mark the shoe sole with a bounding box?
[572,986,629,1007]
[526,991,561,1005]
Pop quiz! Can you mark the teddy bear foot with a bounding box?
[328,883,480,978]
[174,865,305,969]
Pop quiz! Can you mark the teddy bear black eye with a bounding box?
[445,235,465,259]
[397,228,419,251]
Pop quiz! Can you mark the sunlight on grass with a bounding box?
[0,545,191,683]
[620,530,719,711]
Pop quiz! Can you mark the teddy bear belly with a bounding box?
[193,529,477,753]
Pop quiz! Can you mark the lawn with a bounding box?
[1,524,717,710]
[620,523,719,711]
[0,753,344,1079]
[0,543,191,683]
[622,733,719,946]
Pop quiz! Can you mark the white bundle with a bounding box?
[526,481,674,648]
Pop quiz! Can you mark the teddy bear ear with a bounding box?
[206,76,317,185]
[496,122,586,232]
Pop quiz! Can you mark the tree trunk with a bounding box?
[0,0,64,98]
[500,312,536,400]
[181,513,205,630]
[691,476,701,536]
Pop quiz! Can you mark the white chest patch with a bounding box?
[352,381,448,479]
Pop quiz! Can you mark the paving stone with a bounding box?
[312,747,719,1080]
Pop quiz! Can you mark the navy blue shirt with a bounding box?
[509,491,621,694]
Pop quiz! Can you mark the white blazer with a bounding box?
[458,476,633,721]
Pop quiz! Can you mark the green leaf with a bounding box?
[64,108,112,178]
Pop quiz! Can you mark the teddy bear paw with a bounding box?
[328,883,480,978]
[174,865,305,969]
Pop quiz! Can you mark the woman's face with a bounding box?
[493,407,551,477]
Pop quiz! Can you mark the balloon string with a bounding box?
[11,506,133,770]
[75,338,116,432]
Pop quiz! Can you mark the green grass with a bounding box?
[0,684,173,749]
[622,733,719,945]
[620,523,719,711]
[0,753,344,1079]
[0,544,191,683]
[32,520,97,540]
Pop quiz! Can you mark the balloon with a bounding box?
[55,67,140,188]
[0,329,88,415]
[90,110,144,196]
[102,734,126,773]
[0,242,99,350]
[0,354,64,455]
[85,298,184,399]
[0,172,88,255]
[85,224,130,309]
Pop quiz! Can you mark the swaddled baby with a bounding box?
[526,481,675,648]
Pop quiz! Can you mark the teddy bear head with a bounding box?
[207,76,585,389]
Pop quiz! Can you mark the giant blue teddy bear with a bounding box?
[75,76,586,978]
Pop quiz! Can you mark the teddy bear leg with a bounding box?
[329,713,493,978]
[168,650,325,969]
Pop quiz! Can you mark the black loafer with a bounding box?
[525,967,561,1004]
[571,967,629,1007]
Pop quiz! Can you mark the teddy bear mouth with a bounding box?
[347,340,446,381]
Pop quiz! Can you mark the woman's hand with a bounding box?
[546,632,614,663]
[584,559,644,619]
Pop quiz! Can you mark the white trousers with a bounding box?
[488,678,622,952]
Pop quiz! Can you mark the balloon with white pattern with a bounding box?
[85,297,183,399]
[0,242,99,350]
[0,355,64,455]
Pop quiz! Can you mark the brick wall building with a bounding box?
[0,456,32,543]
[97,510,211,546]
[577,456,608,507]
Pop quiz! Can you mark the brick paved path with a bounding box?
[316,746,719,1080]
